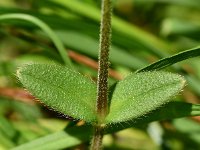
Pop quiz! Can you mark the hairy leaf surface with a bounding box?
[17,64,97,122]
[105,71,185,123]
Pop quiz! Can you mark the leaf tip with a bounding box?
[179,74,187,89]
[16,67,21,77]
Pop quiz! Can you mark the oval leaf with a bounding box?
[105,71,185,123]
[17,64,97,122]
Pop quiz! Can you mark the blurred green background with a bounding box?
[0,0,200,149]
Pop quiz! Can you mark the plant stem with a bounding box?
[90,125,104,150]
[91,0,112,150]
[96,0,112,123]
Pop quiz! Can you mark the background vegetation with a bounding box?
[0,0,200,149]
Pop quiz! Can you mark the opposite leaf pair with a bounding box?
[17,64,185,125]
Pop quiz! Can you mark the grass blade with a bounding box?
[0,13,72,68]
[137,46,200,72]
[12,126,92,150]
[51,0,171,57]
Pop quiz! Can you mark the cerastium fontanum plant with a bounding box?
[14,0,200,150]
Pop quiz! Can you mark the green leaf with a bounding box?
[17,64,97,122]
[105,71,185,123]
[105,102,200,133]
[12,126,92,150]
[137,46,200,72]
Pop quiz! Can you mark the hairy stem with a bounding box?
[91,0,112,150]
[96,0,112,123]
[90,125,104,150]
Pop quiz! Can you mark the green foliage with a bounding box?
[51,0,171,55]
[0,13,72,67]
[1,0,200,149]
[138,46,200,72]
[17,64,97,122]
[12,126,92,150]
[105,102,200,133]
[56,31,147,69]
[106,71,185,123]
[13,63,197,149]
[17,64,186,125]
